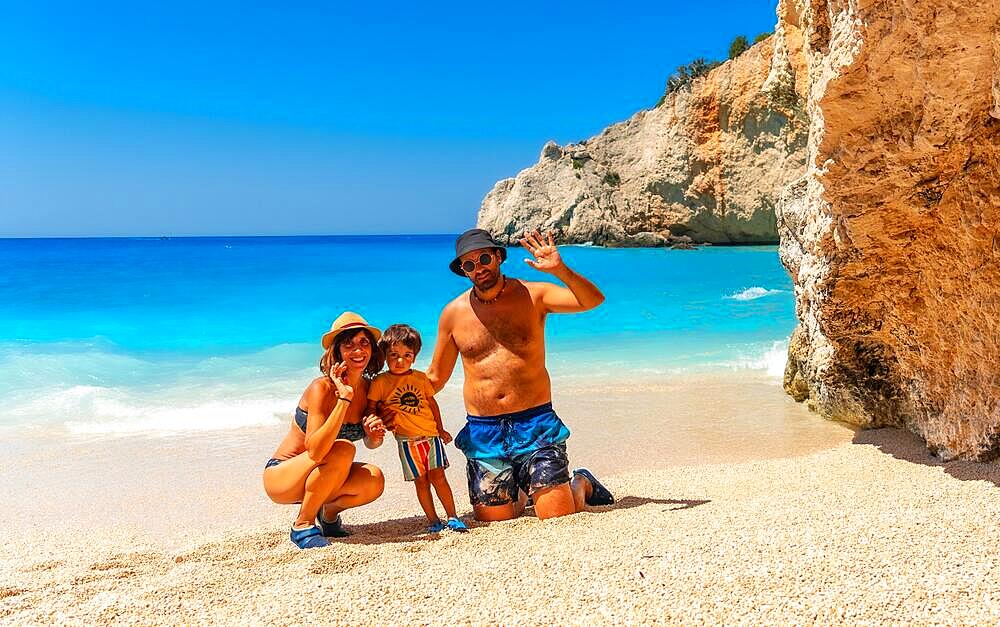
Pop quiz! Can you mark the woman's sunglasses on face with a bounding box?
[461,252,494,274]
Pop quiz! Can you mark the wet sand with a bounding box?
[5,374,999,623]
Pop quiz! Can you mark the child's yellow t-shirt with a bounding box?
[367,370,439,438]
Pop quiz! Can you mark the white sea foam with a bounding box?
[0,338,327,436]
[64,398,291,435]
[3,382,297,435]
[756,340,789,378]
[719,340,788,378]
[727,287,785,301]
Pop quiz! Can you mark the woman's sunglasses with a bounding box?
[461,252,494,274]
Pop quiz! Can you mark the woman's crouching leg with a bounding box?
[322,462,385,519]
[295,440,357,527]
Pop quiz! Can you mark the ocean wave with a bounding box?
[718,340,788,378]
[726,287,785,301]
[0,341,314,392]
[3,384,293,435]
[0,340,329,435]
[65,400,289,435]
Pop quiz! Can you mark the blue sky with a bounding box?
[0,1,778,237]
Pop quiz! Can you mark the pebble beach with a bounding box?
[2,377,999,625]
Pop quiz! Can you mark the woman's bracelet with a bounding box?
[338,396,352,404]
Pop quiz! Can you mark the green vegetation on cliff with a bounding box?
[654,31,774,108]
[728,36,749,59]
[655,58,722,106]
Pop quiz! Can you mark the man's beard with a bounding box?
[472,270,500,291]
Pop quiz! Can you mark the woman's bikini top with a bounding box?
[295,406,365,442]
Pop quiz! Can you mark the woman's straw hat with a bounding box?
[321,312,382,350]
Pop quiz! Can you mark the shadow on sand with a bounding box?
[853,427,1000,488]
[609,496,711,512]
[337,496,711,545]
[336,514,467,545]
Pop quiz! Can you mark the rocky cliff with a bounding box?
[778,0,1000,460]
[481,0,1000,460]
[477,36,810,246]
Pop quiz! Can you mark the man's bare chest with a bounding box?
[454,308,543,361]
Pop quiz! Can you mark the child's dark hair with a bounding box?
[379,323,422,356]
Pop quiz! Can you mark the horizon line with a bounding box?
[0,232,465,241]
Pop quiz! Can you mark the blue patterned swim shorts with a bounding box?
[454,403,572,506]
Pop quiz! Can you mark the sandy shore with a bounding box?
[3,376,1000,623]
[3,433,1000,623]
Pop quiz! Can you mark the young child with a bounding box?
[366,324,468,533]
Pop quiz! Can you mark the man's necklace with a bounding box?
[472,276,507,305]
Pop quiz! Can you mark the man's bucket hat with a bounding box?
[449,229,507,276]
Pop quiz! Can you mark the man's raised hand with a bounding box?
[519,230,564,274]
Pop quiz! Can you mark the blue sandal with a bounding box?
[317,511,351,538]
[446,517,469,533]
[574,468,615,506]
[290,525,329,549]
[426,520,445,533]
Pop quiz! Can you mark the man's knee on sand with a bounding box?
[472,481,581,521]
[532,482,577,519]
[473,502,517,522]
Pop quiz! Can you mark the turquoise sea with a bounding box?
[0,235,795,435]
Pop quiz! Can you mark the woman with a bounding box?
[263,312,387,549]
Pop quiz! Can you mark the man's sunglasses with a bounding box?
[461,252,494,274]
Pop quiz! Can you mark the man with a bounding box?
[424,228,614,522]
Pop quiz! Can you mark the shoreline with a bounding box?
[0,371,851,549]
[0,364,795,439]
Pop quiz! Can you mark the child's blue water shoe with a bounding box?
[426,520,445,533]
[446,517,469,533]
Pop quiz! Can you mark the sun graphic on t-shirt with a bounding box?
[389,383,424,415]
